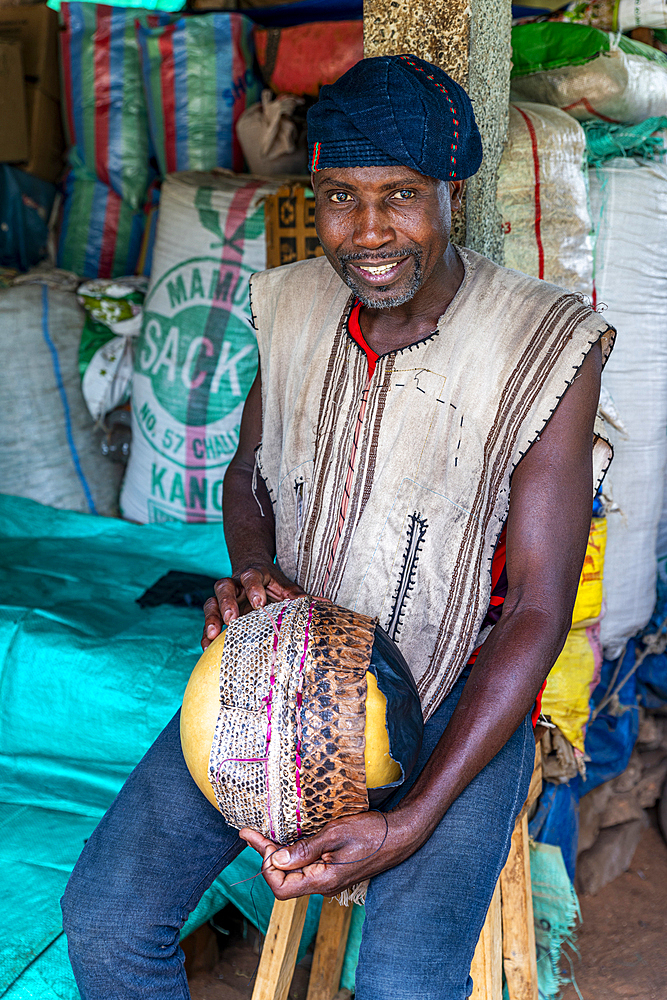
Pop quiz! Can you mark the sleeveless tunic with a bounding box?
[250,249,614,720]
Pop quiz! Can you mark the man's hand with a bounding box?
[201,369,307,650]
[240,810,420,899]
[201,566,306,649]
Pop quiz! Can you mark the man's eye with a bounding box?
[393,189,415,200]
[330,192,353,204]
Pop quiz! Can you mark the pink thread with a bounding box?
[294,601,315,837]
[263,605,286,840]
[215,756,268,780]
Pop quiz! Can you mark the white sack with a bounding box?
[590,157,667,658]
[510,49,667,124]
[120,170,282,524]
[559,0,667,31]
[0,285,123,516]
[497,102,593,294]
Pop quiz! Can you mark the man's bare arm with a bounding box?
[242,341,602,898]
[201,371,305,649]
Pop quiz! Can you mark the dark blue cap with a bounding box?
[307,54,483,181]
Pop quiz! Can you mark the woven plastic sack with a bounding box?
[511,23,667,123]
[498,102,593,294]
[542,623,602,752]
[58,3,169,209]
[554,0,667,31]
[120,171,282,524]
[572,516,606,626]
[590,156,667,658]
[0,166,56,273]
[0,285,123,516]
[78,277,147,421]
[254,20,363,98]
[137,13,262,177]
[57,171,146,279]
[530,841,581,1000]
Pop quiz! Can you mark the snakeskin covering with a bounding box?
[208,596,375,844]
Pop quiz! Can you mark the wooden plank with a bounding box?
[500,811,538,1000]
[470,881,502,1000]
[251,896,310,1000]
[306,897,353,1000]
[526,742,543,810]
[517,742,543,822]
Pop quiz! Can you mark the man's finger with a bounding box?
[271,833,334,871]
[214,577,243,625]
[240,827,276,857]
[202,595,223,650]
[237,568,270,611]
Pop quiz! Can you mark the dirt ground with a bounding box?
[560,812,667,1000]
[189,814,667,1000]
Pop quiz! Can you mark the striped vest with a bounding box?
[250,249,614,719]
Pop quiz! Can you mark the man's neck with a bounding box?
[358,244,465,356]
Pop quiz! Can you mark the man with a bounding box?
[62,56,614,1000]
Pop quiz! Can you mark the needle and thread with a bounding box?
[227,811,390,889]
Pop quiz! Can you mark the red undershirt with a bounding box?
[347,301,544,725]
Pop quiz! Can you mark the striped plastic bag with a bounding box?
[58,3,170,209]
[137,13,262,177]
[57,171,146,279]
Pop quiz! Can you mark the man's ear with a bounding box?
[449,180,465,212]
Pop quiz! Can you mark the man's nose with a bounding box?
[352,204,394,250]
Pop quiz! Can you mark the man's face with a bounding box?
[312,166,463,309]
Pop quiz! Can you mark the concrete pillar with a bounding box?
[363,0,511,264]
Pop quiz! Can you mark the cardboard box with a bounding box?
[264,182,324,269]
[0,40,28,162]
[0,4,64,182]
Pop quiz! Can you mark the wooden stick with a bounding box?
[501,811,538,1000]
[306,897,354,1000]
[251,896,310,1000]
[470,881,502,1000]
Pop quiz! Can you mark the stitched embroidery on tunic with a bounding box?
[384,512,429,642]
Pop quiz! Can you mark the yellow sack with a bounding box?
[541,626,600,752]
[571,517,606,626]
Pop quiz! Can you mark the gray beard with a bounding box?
[336,250,423,310]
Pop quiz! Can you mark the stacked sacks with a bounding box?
[57,3,167,277]
[253,20,363,98]
[497,101,593,294]
[589,153,667,658]
[120,171,282,524]
[510,22,667,124]
[0,285,123,516]
[137,13,261,176]
[57,5,262,279]
[541,518,607,764]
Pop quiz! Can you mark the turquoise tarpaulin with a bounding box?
[0,495,332,996]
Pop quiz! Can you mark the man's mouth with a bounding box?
[348,257,410,283]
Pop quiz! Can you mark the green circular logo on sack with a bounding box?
[137,257,258,426]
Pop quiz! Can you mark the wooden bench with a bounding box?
[251,743,543,1000]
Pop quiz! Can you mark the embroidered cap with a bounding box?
[307,54,483,181]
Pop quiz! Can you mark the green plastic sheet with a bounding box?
[0,495,326,995]
[511,21,667,78]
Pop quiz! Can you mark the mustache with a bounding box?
[336,249,422,265]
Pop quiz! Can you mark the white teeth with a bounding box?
[359,262,398,275]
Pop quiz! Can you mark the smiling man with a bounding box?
[62,56,614,1000]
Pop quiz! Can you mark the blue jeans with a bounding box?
[61,668,534,1000]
